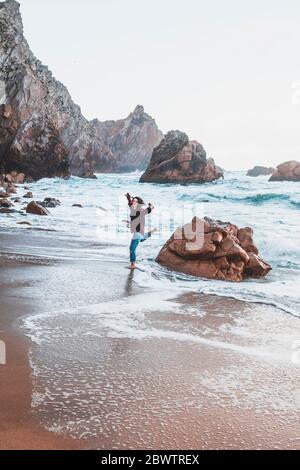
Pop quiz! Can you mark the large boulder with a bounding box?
[247,166,275,177]
[92,105,163,172]
[269,160,300,181]
[140,130,223,183]
[156,216,272,282]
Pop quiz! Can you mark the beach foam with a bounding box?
[2,170,299,316]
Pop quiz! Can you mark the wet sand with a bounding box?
[0,227,299,449]
[0,254,81,450]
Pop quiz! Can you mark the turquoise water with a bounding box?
[2,170,300,316]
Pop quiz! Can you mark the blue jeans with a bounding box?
[129,232,151,263]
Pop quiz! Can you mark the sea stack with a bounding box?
[269,160,300,181]
[156,216,272,282]
[140,130,223,183]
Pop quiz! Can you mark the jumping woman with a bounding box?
[125,193,158,269]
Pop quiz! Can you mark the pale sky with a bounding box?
[17,0,300,169]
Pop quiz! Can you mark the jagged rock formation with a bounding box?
[247,166,275,177]
[0,1,161,180]
[269,160,300,181]
[156,216,272,282]
[140,130,223,183]
[0,0,117,179]
[92,105,163,172]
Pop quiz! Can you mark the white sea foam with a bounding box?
[21,287,300,442]
[2,170,300,316]
[22,290,297,364]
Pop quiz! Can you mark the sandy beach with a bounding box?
[0,250,80,449]
[0,227,299,450]
[1,0,300,454]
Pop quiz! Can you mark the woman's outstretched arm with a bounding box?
[141,203,154,215]
[126,193,133,206]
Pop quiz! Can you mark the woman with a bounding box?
[125,193,157,269]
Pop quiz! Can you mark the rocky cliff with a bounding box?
[92,105,163,172]
[140,130,223,183]
[0,0,116,179]
[0,1,161,180]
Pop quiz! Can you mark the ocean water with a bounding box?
[3,170,300,317]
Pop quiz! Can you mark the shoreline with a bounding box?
[0,227,299,449]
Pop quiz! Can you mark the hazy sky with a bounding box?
[17,0,300,169]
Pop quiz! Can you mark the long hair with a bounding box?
[133,196,145,205]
